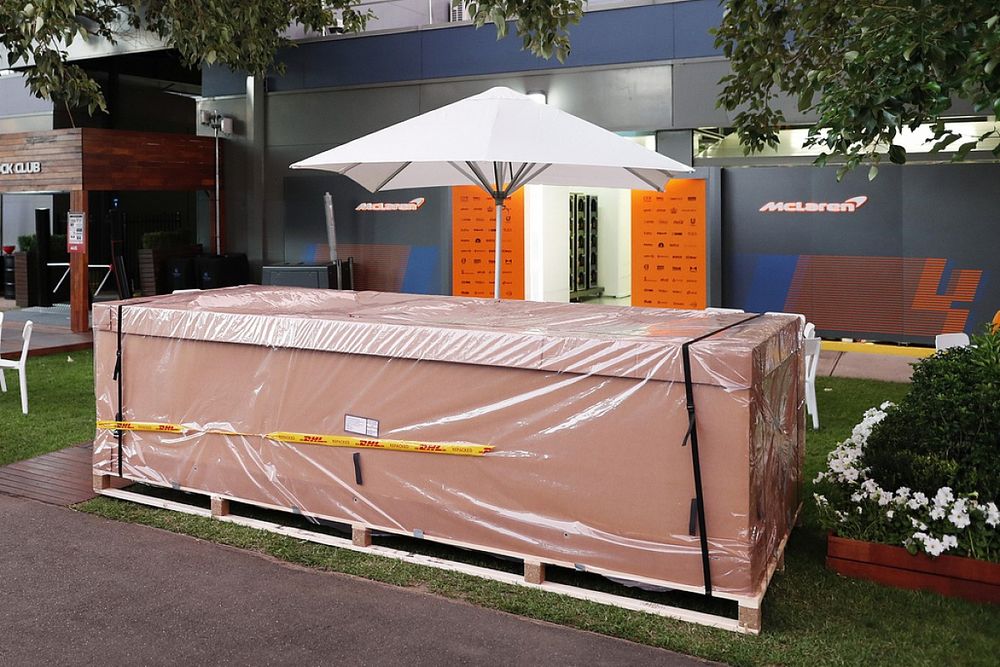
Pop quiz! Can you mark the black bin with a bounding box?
[195,255,226,289]
[164,257,195,292]
[222,253,249,286]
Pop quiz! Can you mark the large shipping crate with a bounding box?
[93,287,803,615]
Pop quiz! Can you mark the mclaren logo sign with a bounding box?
[355,197,426,212]
[759,196,868,213]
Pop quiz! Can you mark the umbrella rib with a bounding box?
[507,162,531,193]
[625,167,668,192]
[373,162,413,192]
[465,161,499,197]
[514,163,551,191]
[448,161,479,185]
[339,162,361,175]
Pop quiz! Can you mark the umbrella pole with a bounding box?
[493,196,504,300]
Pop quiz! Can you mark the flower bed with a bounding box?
[815,403,999,562]
[814,328,999,600]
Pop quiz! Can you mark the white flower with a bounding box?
[925,538,945,557]
[949,500,971,529]
[877,491,893,507]
[912,531,947,557]
[813,493,828,507]
[851,492,863,503]
[814,472,827,483]
[886,510,894,519]
[985,502,1000,527]
[934,487,954,507]
[857,506,864,515]
[879,401,894,410]
[942,535,959,551]
[907,492,928,510]
[930,506,946,521]
[910,517,928,530]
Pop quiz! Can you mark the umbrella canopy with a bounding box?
[291,86,694,297]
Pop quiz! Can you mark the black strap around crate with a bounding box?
[111,304,124,476]
[681,313,763,597]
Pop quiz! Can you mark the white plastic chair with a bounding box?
[803,321,815,339]
[0,319,33,415]
[803,336,820,430]
[935,333,969,351]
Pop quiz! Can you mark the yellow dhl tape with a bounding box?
[96,420,494,457]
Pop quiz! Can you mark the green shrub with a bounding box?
[141,230,191,251]
[17,234,36,253]
[862,327,1000,500]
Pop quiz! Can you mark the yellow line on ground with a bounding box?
[820,340,935,358]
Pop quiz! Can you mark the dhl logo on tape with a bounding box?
[96,420,494,457]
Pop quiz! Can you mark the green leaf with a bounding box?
[888,145,906,164]
[844,50,859,63]
[868,165,879,181]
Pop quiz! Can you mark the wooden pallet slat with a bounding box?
[95,476,783,634]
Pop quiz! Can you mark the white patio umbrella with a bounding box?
[291,86,693,298]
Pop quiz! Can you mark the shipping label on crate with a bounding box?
[452,186,524,299]
[631,179,707,309]
[345,414,379,438]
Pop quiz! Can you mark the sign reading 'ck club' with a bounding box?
[0,161,42,176]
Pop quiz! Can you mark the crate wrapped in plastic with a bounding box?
[93,287,804,598]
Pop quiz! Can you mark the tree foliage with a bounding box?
[714,1,1000,178]
[0,0,584,116]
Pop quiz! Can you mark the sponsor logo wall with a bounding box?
[723,164,997,343]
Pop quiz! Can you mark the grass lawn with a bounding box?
[3,354,996,665]
[0,350,95,466]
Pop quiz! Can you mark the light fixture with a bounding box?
[526,90,547,105]
[198,110,233,256]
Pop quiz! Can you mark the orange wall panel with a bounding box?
[631,179,707,309]
[452,186,525,299]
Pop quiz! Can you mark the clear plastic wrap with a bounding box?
[93,287,803,597]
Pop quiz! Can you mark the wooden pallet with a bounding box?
[94,473,796,634]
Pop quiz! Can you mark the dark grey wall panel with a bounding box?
[723,163,1000,343]
[672,60,820,130]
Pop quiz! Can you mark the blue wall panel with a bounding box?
[673,0,725,59]
[204,1,724,97]
[420,5,677,79]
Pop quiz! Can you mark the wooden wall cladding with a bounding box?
[0,128,216,194]
[0,130,83,193]
[81,128,216,192]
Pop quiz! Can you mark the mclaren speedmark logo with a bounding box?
[759,196,868,213]
[355,197,426,212]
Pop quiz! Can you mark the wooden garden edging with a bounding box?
[827,534,1000,604]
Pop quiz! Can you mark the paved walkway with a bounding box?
[1,305,92,359]
[0,493,711,666]
[818,349,917,383]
